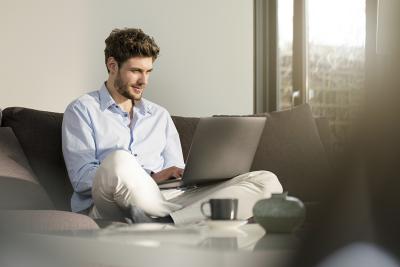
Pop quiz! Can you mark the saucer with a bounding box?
[205,219,247,229]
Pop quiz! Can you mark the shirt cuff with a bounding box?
[143,168,154,176]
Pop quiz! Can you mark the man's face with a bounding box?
[113,57,153,101]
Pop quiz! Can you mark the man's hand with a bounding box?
[151,166,184,184]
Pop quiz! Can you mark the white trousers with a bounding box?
[90,150,283,225]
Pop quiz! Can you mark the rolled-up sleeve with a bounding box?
[62,102,99,196]
[161,113,185,170]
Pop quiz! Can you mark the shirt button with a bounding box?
[134,154,138,157]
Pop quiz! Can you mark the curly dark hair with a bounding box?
[104,28,160,72]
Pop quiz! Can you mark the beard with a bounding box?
[114,72,144,101]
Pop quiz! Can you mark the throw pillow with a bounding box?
[215,104,334,202]
[0,127,54,209]
[2,107,70,210]
[251,104,333,202]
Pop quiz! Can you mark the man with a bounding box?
[62,28,282,224]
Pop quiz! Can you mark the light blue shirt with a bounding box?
[62,84,185,212]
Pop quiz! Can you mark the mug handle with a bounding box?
[200,201,211,219]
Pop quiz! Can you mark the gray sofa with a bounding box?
[0,104,334,232]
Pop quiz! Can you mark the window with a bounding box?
[307,0,366,141]
[276,0,366,142]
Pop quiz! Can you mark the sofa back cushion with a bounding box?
[1,108,200,211]
[1,105,333,209]
[0,127,53,209]
[314,117,335,161]
[2,108,71,210]
[251,104,334,202]
[171,116,200,162]
[177,105,334,202]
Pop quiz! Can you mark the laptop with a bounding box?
[158,116,266,189]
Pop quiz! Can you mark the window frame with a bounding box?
[254,0,378,112]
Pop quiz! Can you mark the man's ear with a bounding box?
[107,57,118,74]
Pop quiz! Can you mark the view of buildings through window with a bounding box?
[278,0,366,143]
[278,0,294,111]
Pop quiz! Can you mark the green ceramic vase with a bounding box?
[253,192,305,233]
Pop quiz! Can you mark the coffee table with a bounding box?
[4,222,299,267]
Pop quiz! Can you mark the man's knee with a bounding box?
[232,170,283,195]
[249,170,279,182]
[102,150,134,171]
[252,170,283,195]
[93,150,137,193]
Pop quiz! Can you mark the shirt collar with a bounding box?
[99,83,116,111]
[99,83,153,115]
[135,98,154,115]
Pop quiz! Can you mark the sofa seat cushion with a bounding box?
[251,104,334,202]
[0,210,99,233]
[0,127,53,209]
[2,107,71,210]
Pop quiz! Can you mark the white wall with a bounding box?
[0,0,254,116]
